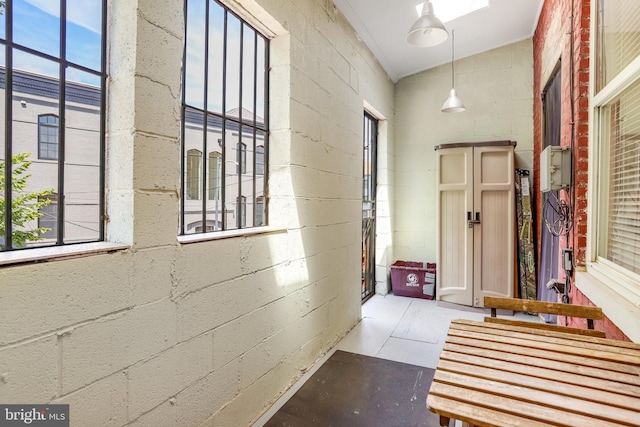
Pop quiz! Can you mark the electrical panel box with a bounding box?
[540,146,571,192]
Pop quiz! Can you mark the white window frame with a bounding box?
[583,0,640,341]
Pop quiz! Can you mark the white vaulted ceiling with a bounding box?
[333,0,545,82]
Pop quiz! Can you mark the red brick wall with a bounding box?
[532,0,629,340]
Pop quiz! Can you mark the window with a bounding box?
[38,114,59,160]
[38,194,58,239]
[256,145,264,175]
[1,0,107,251]
[181,0,269,234]
[187,149,202,200]
[256,195,264,226]
[188,220,218,233]
[591,0,640,302]
[599,85,640,274]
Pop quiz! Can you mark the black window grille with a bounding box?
[181,0,269,234]
[1,0,107,251]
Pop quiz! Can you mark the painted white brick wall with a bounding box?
[0,1,395,427]
[394,39,534,264]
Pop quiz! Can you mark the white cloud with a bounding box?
[25,0,102,34]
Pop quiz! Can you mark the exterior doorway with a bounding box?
[362,112,378,302]
[538,67,562,323]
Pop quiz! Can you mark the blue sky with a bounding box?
[185,0,266,119]
[0,0,103,86]
[0,0,266,114]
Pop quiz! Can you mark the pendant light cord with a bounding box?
[451,29,455,88]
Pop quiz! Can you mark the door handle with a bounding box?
[467,211,481,228]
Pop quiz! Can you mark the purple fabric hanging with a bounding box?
[538,68,562,324]
[538,209,559,324]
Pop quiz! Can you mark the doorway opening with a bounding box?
[362,112,378,302]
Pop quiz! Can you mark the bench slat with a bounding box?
[483,317,606,338]
[484,296,603,320]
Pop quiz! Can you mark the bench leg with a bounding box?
[439,415,451,426]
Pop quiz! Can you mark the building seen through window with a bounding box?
[0,0,107,251]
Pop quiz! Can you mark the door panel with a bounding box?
[474,146,515,306]
[437,147,474,306]
[474,147,515,307]
[476,191,514,299]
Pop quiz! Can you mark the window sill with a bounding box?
[177,226,286,244]
[0,242,130,267]
[575,270,640,342]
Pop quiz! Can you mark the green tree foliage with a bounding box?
[0,153,54,249]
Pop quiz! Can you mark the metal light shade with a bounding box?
[406,2,448,47]
[441,88,466,113]
[441,29,465,113]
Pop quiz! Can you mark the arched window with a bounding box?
[38,114,59,160]
[186,149,202,200]
[256,196,264,226]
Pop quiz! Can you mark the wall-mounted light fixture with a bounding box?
[441,29,465,113]
[406,1,448,47]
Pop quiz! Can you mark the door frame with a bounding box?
[362,111,378,302]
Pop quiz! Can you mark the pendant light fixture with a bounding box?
[406,1,448,48]
[441,29,465,113]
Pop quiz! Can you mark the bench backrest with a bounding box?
[484,296,603,329]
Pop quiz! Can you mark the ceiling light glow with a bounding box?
[416,0,489,23]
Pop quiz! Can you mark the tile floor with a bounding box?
[253,294,538,426]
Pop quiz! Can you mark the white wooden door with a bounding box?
[436,147,474,306]
[436,143,515,307]
[472,146,514,307]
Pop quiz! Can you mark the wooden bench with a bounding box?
[483,296,606,338]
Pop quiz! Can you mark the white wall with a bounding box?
[394,39,534,264]
[0,0,395,426]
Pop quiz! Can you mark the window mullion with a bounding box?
[200,0,211,233]
[221,9,228,231]
[57,0,67,246]
[237,24,244,229]
[263,39,270,226]
[3,1,14,250]
[252,31,257,226]
[98,0,108,241]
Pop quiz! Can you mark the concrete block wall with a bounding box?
[393,39,534,264]
[0,0,395,425]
